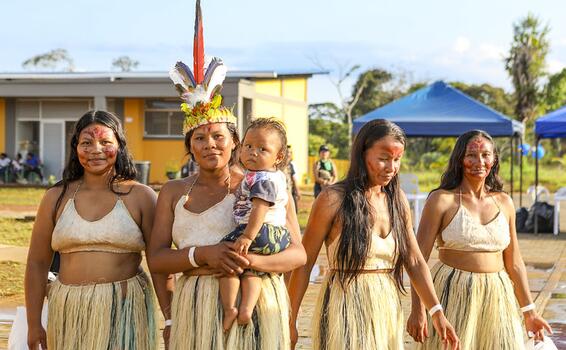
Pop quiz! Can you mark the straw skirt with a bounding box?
[170,273,290,350]
[47,272,157,350]
[312,272,404,350]
[419,262,524,350]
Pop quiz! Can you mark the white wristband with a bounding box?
[428,304,443,317]
[164,319,172,327]
[188,246,199,268]
[520,303,536,313]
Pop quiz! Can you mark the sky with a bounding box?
[2,0,566,104]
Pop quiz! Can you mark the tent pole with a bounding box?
[534,137,540,234]
[519,136,523,207]
[510,136,514,199]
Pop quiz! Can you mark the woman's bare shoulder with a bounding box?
[426,189,457,210]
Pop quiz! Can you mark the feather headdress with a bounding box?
[169,0,236,134]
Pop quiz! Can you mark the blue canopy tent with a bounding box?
[353,81,525,197]
[533,105,566,233]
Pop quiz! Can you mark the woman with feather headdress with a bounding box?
[146,2,306,349]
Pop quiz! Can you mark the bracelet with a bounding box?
[188,246,199,268]
[520,303,536,313]
[428,304,443,317]
[164,319,172,327]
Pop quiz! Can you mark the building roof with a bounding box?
[0,69,328,83]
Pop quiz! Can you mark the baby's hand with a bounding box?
[234,236,253,255]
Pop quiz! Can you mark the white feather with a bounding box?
[204,64,227,99]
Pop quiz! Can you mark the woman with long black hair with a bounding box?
[288,119,459,350]
[25,110,169,349]
[407,130,551,349]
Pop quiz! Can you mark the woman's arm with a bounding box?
[147,181,249,275]
[501,194,552,339]
[287,189,340,347]
[404,191,459,348]
[408,192,445,315]
[137,184,174,324]
[24,187,59,349]
[246,191,306,273]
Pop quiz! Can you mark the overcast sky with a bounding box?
[2,0,566,104]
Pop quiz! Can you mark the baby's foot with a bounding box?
[237,306,254,325]
[223,307,238,332]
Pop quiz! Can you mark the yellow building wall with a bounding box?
[0,99,5,153]
[142,140,187,183]
[252,77,309,184]
[123,99,145,160]
[283,78,307,101]
[282,104,308,184]
[255,80,282,97]
[254,99,284,118]
[124,98,187,183]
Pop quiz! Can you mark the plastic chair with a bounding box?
[527,185,550,203]
[399,173,419,195]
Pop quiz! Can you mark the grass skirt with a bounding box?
[170,273,290,350]
[419,262,524,350]
[312,272,404,350]
[47,272,157,350]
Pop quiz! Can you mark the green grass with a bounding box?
[0,261,26,297]
[0,187,45,206]
[0,217,34,246]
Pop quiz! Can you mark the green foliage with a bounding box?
[449,82,515,117]
[308,103,350,158]
[352,68,406,118]
[505,13,550,122]
[22,48,74,72]
[543,68,566,112]
[112,56,140,72]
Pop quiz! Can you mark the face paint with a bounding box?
[463,136,495,179]
[102,145,117,158]
[77,124,119,172]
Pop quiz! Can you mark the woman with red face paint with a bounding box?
[288,119,459,350]
[407,130,552,349]
[24,110,168,349]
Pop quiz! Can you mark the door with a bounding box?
[41,121,65,180]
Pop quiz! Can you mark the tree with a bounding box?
[543,68,566,112]
[22,48,74,71]
[308,103,350,158]
[311,61,369,150]
[504,13,550,123]
[350,69,408,118]
[112,56,140,72]
[450,82,515,116]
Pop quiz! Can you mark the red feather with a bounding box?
[193,0,205,85]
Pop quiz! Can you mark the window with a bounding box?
[144,99,185,137]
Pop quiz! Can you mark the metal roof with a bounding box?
[0,69,328,83]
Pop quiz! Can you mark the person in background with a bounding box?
[0,153,11,182]
[313,145,337,198]
[24,152,44,182]
[285,145,301,213]
[10,153,25,182]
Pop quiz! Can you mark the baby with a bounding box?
[219,117,291,331]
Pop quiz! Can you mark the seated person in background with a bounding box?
[0,153,11,181]
[11,153,24,180]
[24,152,44,182]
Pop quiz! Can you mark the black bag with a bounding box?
[515,207,529,233]
[524,202,554,233]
